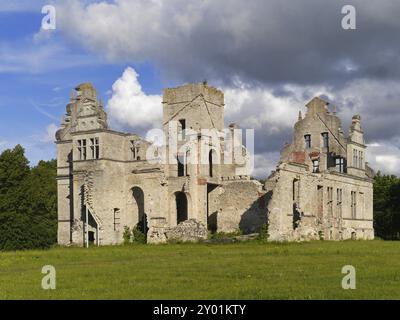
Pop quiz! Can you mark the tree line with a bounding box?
[0,145,398,250]
[373,173,400,240]
[0,145,57,250]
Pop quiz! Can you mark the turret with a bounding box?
[347,115,367,177]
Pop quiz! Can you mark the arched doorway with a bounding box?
[175,192,188,224]
[132,187,147,235]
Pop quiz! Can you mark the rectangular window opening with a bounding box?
[312,159,319,173]
[304,134,311,149]
[179,119,186,140]
[335,157,345,173]
[322,132,329,148]
[77,139,87,160]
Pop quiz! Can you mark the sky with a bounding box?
[0,0,399,178]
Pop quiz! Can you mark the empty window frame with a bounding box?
[304,134,311,149]
[312,159,319,173]
[335,157,345,173]
[321,132,329,148]
[178,119,186,140]
[113,208,120,231]
[130,140,140,160]
[351,191,357,219]
[95,138,100,159]
[336,188,343,218]
[359,150,363,169]
[177,154,185,177]
[292,179,300,203]
[90,137,100,159]
[327,187,333,217]
[77,139,87,160]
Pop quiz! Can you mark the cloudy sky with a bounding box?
[0,0,399,177]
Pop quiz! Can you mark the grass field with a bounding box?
[0,240,399,299]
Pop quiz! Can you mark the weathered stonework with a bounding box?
[56,82,265,246]
[56,83,374,246]
[266,98,374,241]
[165,219,208,242]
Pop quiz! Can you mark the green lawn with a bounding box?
[0,240,399,299]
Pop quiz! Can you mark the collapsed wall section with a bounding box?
[213,180,267,234]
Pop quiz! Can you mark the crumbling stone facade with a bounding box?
[266,97,374,241]
[56,82,265,246]
[56,84,373,246]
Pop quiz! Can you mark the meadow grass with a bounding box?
[0,240,399,299]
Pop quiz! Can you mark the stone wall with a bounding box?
[214,180,267,234]
[266,162,374,241]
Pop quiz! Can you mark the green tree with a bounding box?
[0,146,57,250]
[23,159,58,244]
[373,172,400,240]
[0,145,30,213]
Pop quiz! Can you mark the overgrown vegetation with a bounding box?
[123,225,146,244]
[122,226,132,244]
[0,145,57,251]
[131,226,146,244]
[258,223,269,241]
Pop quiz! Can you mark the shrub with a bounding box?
[123,226,131,244]
[132,225,146,244]
[258,223,269,241]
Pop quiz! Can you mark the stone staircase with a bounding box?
[84,171,104,245]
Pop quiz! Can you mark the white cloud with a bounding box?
[107,67,162,131]
[0,42,101,74]
[41,123,58,143]
[104,69,400,177]
[253,152,280,179]
[56,0,165,62]
[224,83,330,133]
[367,141,400,175]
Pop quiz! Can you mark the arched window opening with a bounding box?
[132,187,147,236]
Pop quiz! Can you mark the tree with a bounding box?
[0,146,57,250]
[0,145,30,213]
[373,172,400,240]
[22,159,58,244]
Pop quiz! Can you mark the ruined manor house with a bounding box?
[56,82,374,246]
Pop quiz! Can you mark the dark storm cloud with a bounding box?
[57,0,400,175]
[158,0,400,88]
[58,0,400,87]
